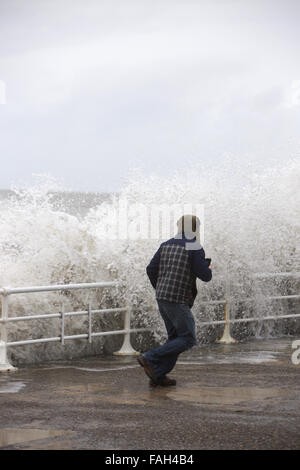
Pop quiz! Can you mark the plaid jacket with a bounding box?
[146,234,212,307]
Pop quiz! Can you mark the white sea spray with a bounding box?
[0,160,299,362]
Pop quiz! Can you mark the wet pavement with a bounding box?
[0,337,300,450]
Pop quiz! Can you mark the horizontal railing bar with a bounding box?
[253,272,300,278]
[198,294,300,305]
[229,313,300,323]
[0,307,128,324]
[92,327,150,338]
[91,329,125,339]
[2,313,61,323]
[198,313,300,327]
[264,294,300,300]
[6,327,150,347]
[65,307,128,316]
[231,295,300,303]
[7,337,61,346]
[64,333,89,340]
[64,331,129,340]
[0,281,118,296]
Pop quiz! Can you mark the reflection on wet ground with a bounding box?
[0,381,26,393]
[0,428,72,447]
[165,384,290,406]
[179,337,289,364]
[0,337,299,449]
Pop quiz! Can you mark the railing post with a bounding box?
[61,303,65,346]
[0,291,17,372]
[217,277,238,345]
[216,300,238,344]
[113,306,140,356]
[88,301,92,344]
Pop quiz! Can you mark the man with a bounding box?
[137,214,212,387]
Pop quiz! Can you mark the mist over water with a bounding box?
[0,159,299,363]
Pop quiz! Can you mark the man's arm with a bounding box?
[190,248,212,282]
[146,245,162,288]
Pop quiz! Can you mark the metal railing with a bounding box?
[198,271,300,344]
[0,272,299,371]
[0,281,149,372]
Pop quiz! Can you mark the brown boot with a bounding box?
[149,376,176,387]
[137,356,158,384]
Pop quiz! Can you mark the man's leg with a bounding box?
[147,302,178,382]
[143,300,197,381]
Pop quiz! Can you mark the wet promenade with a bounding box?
[0,338,300,450]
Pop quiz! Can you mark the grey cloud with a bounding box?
[0,0,300,191]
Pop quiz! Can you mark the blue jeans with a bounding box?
[143,299,197,382]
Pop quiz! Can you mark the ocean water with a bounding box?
[0,189,110,219]
[0,161,299,364]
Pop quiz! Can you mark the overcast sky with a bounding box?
[0,0,300,192]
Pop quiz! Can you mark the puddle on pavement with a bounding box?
[85,383,291,408]
[60,383,108,393]
[163,384,291,406]
[75,365,139,372]
[40,365,139,373]
[180,338,292,365]
[0,381,26,393]
[0,428,72,447]
[178,351,280,365]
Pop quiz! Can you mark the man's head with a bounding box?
[177,214,200,240]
